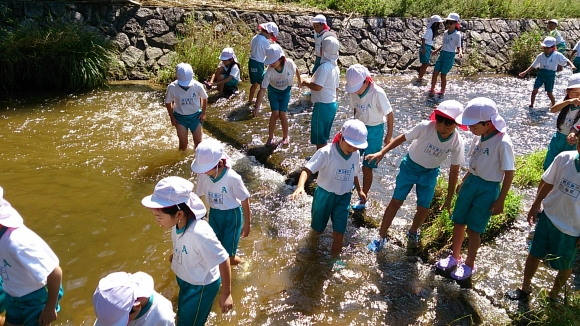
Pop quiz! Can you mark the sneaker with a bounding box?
[435,91,445,99]
[352,200,366,210]
[428,89,435,97]
[265,138,274,147]
[451,263,476,280]
[367,238,386,253]
[281,137,290,145]
[505,288,530,301]
[436,255,460,271]
[406,230,420,246]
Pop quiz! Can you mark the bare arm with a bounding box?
[528,182,554,225]
[165,102,176,126]
[295,68,302,87]
[384,112,394,145]
[519,65,535,77]
[301,79,323,91]
[241,198,251,237]
[254,87,267,111]
[441,164,460,213]
[38,266,62,325]
[218,259,233,313]
[489,170,515,215]
[365,134,407,164]
[199,98,207,123]
[212,75,234,86]
[290,169,312,199]
[354,175,365,203]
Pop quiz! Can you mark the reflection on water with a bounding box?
[0,74,576,324]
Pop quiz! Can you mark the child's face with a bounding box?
[313,23,324,33]
[444,20,456,30]
[338,137,359,155]
[354,81,369,95]
[222,58,233,66]
[547,22,557,30]
[468,121,492,136]
[435,120,457,138]
[567,88,580,99]
[149,208,179,229]
[542,46,554,55]
[269,59,282,69]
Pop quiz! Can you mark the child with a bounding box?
[208,47,242,97]
[0,186,64,326]
[519,36,576,108]
[290,119,367,256]
[93,271,175,325]
[191,139,252,266]
[301,34,340,149]
[142,176,233,325]
[248,22,279,104]
[547,19,566,55]
[366,101,466,251]
[165,62,208,151]
[311,14,331,74]
[418,15,443,82]
[344,64,394,209]
[506,126,580,302]
[253,44,302,146]
[429,13,463,98]
[435,98,515,280]
[571,39,580,74]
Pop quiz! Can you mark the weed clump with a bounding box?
[509,29,543,75]
[513,149,546,187]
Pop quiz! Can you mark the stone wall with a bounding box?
[2,1,580,78]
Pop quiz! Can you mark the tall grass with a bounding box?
[513,149,546,187]
[156,19,254,85]
[0,22,114,95]
[509,29,544,74]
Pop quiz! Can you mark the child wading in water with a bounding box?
[253,44,302,146]
[366,101,466,251]
[191,139,252,266]
[429,13,463,98]
[344,64,394,209]
[248,22,279,104]
[165,63,208,151]
[417,15,443,83]
[142,176,233,325]
[311,14,331,74]
[291,120,368,256]
[436,98,515,280]
[207,48,242,97]
[519,36,575,108]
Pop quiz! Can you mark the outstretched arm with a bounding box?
[489,170,514,215]
[241,198,251,237]
[365,134,406,164]
[290,169,313,199]
[38,266,62,326]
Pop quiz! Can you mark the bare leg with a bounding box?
[418,64,428,79]
[451,223,466,261]
[214,70,226,96]
[430,70,440,93]
[331,231,345,256]
[175,123,189,151]
[249,83,259,103]
[280,111,289,140]
[268,110,280,140]
[230,256,243,265]
[521,254,541,293]
[549,269,573,299]
[547,92,556,107]
[464,228,481,268]
[530,88,539,107]
[378,199,404,238]
[409,206,430,233]
[192,123,203,149]
[361,166,373,201]
[440,73,447,93]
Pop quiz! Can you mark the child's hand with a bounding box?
[527,206,539,225]
[566,132,577,145]
[455,181,464,195]
[170,116,177,126]
[358,190,367,204]
[241,221,251,238]
[290,187,305,200]
[518,71,527,78]
[570,98,580,107]
[38,308,57,326]
[199,111,206,123]
[169,253,173,263]
[219,293,233,313]
[489,199,505,215]
[458,52,463,59]
[440,197,453,214]
[365,152,384,164]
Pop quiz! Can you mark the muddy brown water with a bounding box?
[1,73,578,324]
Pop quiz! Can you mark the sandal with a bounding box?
[451,263,476,280]
[505,288,530,301]
[281,137,290,145]
[436,255,460,271]
[367,238,386,253]
[265,138,274,147]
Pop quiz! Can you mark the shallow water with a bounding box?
[0,72,577,325]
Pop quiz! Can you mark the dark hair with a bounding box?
[431,22,441,37]
[435,114,457,126]
[556,94,580,132]
[161,204,196,236]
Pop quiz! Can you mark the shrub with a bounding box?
[460,40,486,77]
[508,29,544,74]
[513,149,546,187]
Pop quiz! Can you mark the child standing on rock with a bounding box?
[417,15,443,83]
[248,22,279,104]
[429,13,463,98]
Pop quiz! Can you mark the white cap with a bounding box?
[567,74,580,89]
[321,34,339,64]
[341,119,368,149]
[191,139,231,174]
[541,36,557,47]
[445,13,460,22]
[430,100,464,120]
[345,64,370,93]
[312,14,327,24]
[259,22,279,38]
[456,97,507,133]
[141,176,206,219]
[219,47,235,61]
[548,19,559,25]
[264,44,285,65]
[0,187,23,228]
[427,15,443,28]
[176,63,194,87]
[93,272,155,326]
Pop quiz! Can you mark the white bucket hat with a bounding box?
[93,272,155,326]
[0,187,23,228]
[427,15,443,28]
[456,97,507,133]
[548,19,559,25]
[312,14,327,24]
[259,22,279,40]
[141,176,206,219]
[341,119,368,149]
[176,63,194,87]
[345,64,370,93]
[264,44,285,65]
[541,36,556,48]
[321,34,339,65]
[567,74,580,89]
[445,13,460,22]
[218,47,235,61]
[191,139,231,174]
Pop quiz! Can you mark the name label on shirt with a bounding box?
[335,168,352,181]
[208,192,224,205]
[471,145,489,160]
[180,96,197,106]
[558,178,580,198]
[424,143,451,157]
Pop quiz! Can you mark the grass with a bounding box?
[512,288,580,325]
[460,40,486,77]
[509,29,544,74]
[155,19,253,85]
[514,149,546,187]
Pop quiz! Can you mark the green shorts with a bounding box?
[419,44,433,64]
[173,110,202,133]
[392,155,440,208]
[556,42,566,54]
[249,58,265,84]
[6,284,64,326]
[534,69,556,92]
[530,211,579,271]
[267,85,291,112]
[176,276,221,326]
[310,102,338,145]
[573,57,580,74]
[360,124,384,169]
[451,174,500,234]
[434,50,456,74]
[209,207,243,256]
[543,132,576,171]
[311,186,352,234]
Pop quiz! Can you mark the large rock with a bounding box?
[115,33,131,52]
[148,32,178,49]
[122,18,141,36]
[121,46,143,69]
[144,19,169,38]
[145,47,164,61]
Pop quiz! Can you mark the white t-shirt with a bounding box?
[531,52,569,71]
[261,59,297,90]
[165,80,208,115]
[195,168,250,210]
[405,121,465,169]
[441,30,461,53]
[305,143,361,195]
[423,29,435,46]
[549,29,565,44]
[217,62,241,82]
[313,30,329,56]
[171,219,229,285]
[542,151,580,237]
[467,132,515,182]
[250,34,270,62]
[311,63,340,104]
[95,291,176,326]
[557,106,579,135]
[350,84,393,127]
[573,41,580,58]
[0,226,59,297]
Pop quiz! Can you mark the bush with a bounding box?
[508,29,544,74]
[514,149,546,187]
[0,21,114,95]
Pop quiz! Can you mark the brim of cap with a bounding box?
[345,80,364,93]
[177,79,194,87]
[541,43,554,47]
[567,82,580,89]
[429,111,468,130]
[264,56,280,65]
[186,194,207,218]
[219,55,233,60]
[344,138,368,149]
[491,114,507,133]
[94,316,129,326]
[0,208,24,228]
[454,113,480,126]
[141,195,172,209]
[445,18,457,22]
[191,157,221,174]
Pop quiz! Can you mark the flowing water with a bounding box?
[0,72,578,325]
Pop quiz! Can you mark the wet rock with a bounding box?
[129,69,149,80]
[277,32,294,51]
[340,37,358,55]
[121,46,143,69]
[396,51,414,70]
[356,50,374,66]
[122,18,141,36]
[348,17,366,29]
[338,55,357,68]
[361,39,378,54]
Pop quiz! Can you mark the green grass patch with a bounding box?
[514,149,546,187]
[512,288,580,324]
[509,29,544,75]
[0,21,115,95]
[156,19,253,85]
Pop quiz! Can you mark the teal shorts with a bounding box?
[176,276,221,326]
[530,211,579,270]
[221,74,239,89]
[267,85,291,112]
[173,110,202,133]
[419,44,433,64]
[359,124,384,169]
[0,276,4,313]
[543,132,576,170]
[209,207,243,256]
[534,69,556,92]
[556,42,566,54]
[392,155,440,208]
[310,102,338,145]
[434,50,456,74]
[312,56,322,74]
[249,59,265,84]
[5,284,64,326]
[573,57,580,74]
[311,186,352,234]
[451,174,500,234]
